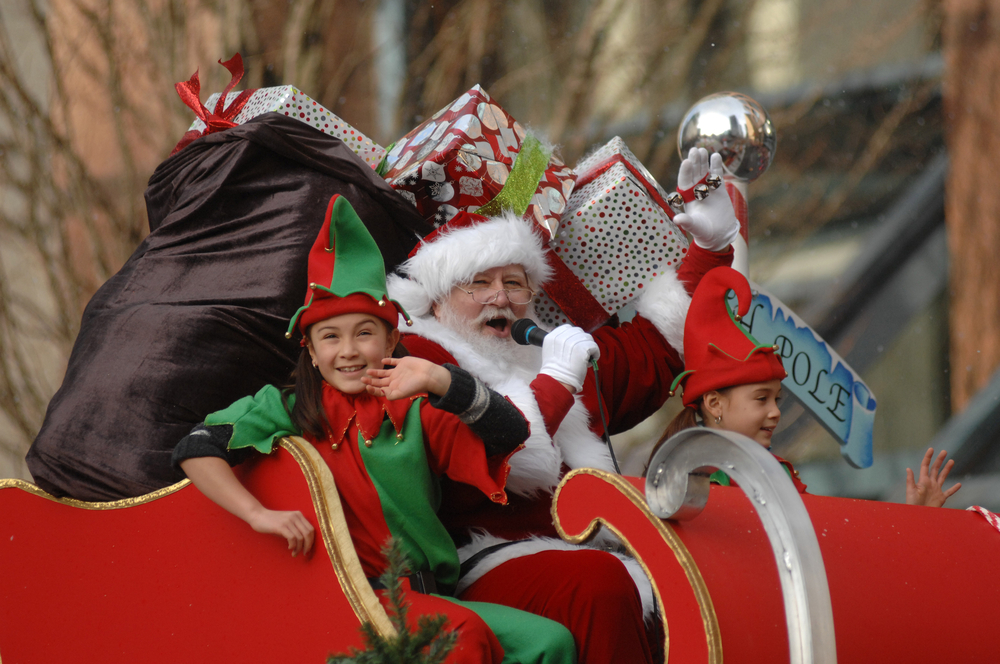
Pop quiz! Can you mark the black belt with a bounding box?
[459,540,520,579]
[368,570,438,595]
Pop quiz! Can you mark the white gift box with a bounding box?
[535,137,688,328]
[188,86,385,169]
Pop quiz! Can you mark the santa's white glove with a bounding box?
[673,148,740,252]
[538,325,600,393]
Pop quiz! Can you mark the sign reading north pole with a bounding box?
[727,284,876,468]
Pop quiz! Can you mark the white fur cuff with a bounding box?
[633,270,689,358]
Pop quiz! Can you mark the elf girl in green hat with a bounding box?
[650,266,961,506]
[172,194,576,664]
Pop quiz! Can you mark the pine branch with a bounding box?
[327,538,456,664]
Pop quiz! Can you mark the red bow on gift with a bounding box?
[170,54,256,156]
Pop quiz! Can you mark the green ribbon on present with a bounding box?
[474,134,550,218]
[376,142,396,177]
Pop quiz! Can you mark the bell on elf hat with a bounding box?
[287,195,409,339]
[670,266,786,407]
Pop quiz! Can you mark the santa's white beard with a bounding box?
[435,300,543,378]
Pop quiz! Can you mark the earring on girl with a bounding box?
[715,415,722,424]
[312,359,318,368]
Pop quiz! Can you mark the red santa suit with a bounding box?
[387,211,732,664]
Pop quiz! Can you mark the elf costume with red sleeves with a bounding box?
[173,195,576,664]
[386,207,734,664]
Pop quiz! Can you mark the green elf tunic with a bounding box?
[204,382,575,664]
[710,453,808,494]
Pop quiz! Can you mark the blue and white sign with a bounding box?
[727,284,876,468]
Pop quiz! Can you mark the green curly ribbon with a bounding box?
[375,142,395,176]
[475,134,550,217]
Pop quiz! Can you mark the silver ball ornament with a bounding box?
[678,92,776,182]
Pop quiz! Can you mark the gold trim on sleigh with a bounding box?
[552,467,722,664]
[0,435,394,648]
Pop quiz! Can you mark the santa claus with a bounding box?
[383,148,739,664]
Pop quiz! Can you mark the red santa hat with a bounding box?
[287,195,408,338]
[386,210,553,318]
[671,266,786,407]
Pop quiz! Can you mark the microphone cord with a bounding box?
[589,358,621,474]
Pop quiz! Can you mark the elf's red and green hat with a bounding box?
[670,266,786,407]
[286,195,409,339]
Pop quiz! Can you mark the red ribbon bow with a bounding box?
[169,54,256,156]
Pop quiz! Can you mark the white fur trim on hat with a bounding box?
[393,212,553,308]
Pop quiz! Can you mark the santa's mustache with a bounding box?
[475,305,517,325]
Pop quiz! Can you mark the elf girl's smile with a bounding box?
[307,313,399,394]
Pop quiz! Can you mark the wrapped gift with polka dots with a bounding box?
[380,85,576,238]
[534,136,689,329]
[187,86,385,169]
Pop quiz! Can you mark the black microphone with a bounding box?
[511,318,547,347]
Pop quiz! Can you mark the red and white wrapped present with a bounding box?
[187,86,386,169]
[535,136,689,329]
[381,85,576,237]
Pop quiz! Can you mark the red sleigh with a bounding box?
[2,428,998,663]
[0,439,389,662]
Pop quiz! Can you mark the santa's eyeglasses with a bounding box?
[456,287,536,305]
